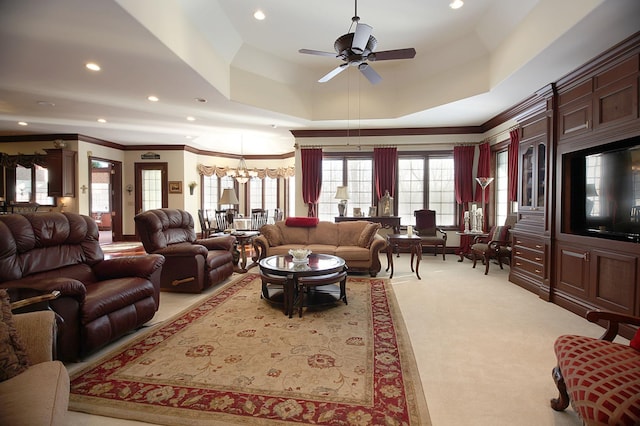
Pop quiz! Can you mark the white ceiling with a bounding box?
[0,0,638,155]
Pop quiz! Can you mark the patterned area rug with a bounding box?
[69,274,430,425]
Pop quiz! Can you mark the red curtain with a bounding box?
[454,145,475,230]
[475,142,491,202]
[508,128,520,202]
[373,147,397,200]
[301,148,323,217]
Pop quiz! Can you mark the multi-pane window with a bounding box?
[264,177,278,215]
[428,157,455,226]
[495,150,509,226]
[15,164,55,205]
[347,159,373,215]
[397,158,424,225]
[249,177,263,212]
[288,176,295,218]
[318,159,344,221]
[141,169,162,211]
[202,174,220,213]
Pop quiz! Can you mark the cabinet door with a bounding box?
[555,242,590,299]
[45,149,76,197]
[519,138,546,212]
[589,249,637,314]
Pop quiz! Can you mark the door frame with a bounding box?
[134,162,168,214]
[88,157,123,241]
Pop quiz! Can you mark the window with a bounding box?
[347,159,373,214]
[495,150,509,226]
[264,177,278,214]
[397,155,455,226]
[202,174,220,213]
[318,159,344,221]
[15,164,55,205]
[248,177,263,212]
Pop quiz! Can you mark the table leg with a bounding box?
[414,242,422,280]
[385,244,394,279]
[285,274,294,318]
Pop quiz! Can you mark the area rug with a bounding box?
[69,274,430,425]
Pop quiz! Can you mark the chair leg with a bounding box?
[472,252,478,269]
[550,366,570,411]
[484,253,490,275]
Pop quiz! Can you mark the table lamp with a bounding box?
[334,186,349,217]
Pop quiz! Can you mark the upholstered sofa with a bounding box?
[254,218,387,276]
[134,209,236,293]
[1,290,69,425]
[0,212,165,361]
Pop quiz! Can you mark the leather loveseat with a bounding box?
[0,212,165,361]
[134,209,236,293]
[254,218,387,277]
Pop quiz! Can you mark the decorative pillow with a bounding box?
[357,222,381,248]
[261,224,283,246]
[0,289,30,382]
[631,327,640,351]
[285,217,319,227]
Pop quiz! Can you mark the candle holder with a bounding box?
[476,177,494,232]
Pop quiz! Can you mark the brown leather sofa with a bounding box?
[0,212,165,361]
[134,209,236,293]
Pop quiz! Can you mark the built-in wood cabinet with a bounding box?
[45,148,76,197]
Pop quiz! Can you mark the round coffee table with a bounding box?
[259,253,346,318]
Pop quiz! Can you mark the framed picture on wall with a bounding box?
[168,181,182,194]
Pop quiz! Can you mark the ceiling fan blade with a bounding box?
[358,63,382,84]
[318,64,348,83]
[352,23,372,53]
[369,48,416,61]
[299,48,337,57]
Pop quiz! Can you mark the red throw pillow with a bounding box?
[285,217,319,227]
[631,327,640,351]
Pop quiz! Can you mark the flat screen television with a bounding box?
[566,136,640,243]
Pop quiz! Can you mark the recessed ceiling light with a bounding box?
[37,100,55,107]
[97,118,107,123]
[186,116,196,121]
[147,95,159,102]
[185,135,193,139]
[18,121,28,126]
[253,10,266,20]
[195,97,207,103]
[449,0,464,9]
[86,62,101,71]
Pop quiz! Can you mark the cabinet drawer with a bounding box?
[513,236,545,252]
[513,257,544,278]
[513,245,544,264]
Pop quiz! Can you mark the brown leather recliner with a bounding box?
[134,209,236,293]
[0,212,165,361]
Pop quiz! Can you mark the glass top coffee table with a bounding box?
[259,254,346,318]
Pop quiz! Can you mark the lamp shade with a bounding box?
[334,186,349,200]
[219,188,239,205]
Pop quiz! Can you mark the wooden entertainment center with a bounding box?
[509,32,640,337]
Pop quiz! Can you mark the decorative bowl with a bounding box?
[289,248,312,262]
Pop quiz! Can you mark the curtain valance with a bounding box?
[197,164,295,179]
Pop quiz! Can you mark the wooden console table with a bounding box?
[335,216,401,234]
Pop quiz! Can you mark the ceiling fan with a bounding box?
[299,0,416,84]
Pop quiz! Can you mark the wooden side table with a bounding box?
[385,234,423,279]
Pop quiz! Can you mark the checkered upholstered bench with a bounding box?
[551,310,640,426]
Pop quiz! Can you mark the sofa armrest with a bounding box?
[93,254,165,281]
[12,311,56,364]
[586,310,640,341]
[195,235,236,251]
[253,235,270,260]
[154,243,209,258]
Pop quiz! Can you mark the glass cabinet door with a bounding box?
[519,136,547,211]
[521,145,534,207]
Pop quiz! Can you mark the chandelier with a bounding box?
[226,137,257,184]
[227,157,257,184]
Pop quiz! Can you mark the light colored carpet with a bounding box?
[66,253,619,425]
[68,274,429,425]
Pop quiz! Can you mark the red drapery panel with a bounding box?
[373,147,397,200]
[301,148,323,217]
[454,145,475,230]
[508,128,520,202]
[475,142,491,202]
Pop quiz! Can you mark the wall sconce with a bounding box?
[80,184,88,194]
[126,184,133,195]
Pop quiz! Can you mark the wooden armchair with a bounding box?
[470,224,511,274]
[413,209,447,260]
[251,208,268,230]
[551,310,640,425]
